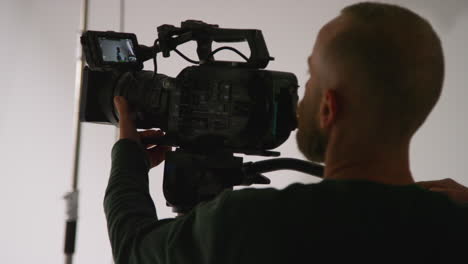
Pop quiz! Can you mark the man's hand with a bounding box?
[114,96,172,169]
[417,178,468,204]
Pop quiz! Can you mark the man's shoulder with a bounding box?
[222,179,468,215]
[218,181,329,216]
[224,181,322,202]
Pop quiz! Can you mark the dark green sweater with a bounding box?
[105,139,468,264]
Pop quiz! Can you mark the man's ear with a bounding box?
[319,89,338,130]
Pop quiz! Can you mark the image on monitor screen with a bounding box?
[98,37,137,63]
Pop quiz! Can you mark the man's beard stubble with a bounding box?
[295,115,328,164]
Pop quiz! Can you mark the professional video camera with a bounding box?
[80,20,324,213]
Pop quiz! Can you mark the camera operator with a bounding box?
[104,2,468,263]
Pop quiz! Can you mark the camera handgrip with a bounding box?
[209,28,272,68]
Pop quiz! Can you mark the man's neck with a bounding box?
[323,138,415,186]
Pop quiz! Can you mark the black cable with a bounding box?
[172,46,250,64]
[173,48,200,64]
[207,46,249,62]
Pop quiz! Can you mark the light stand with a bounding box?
[63,0,88,263]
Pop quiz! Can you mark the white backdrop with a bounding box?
[1,0,467,263]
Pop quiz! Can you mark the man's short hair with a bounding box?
[328,2,444,140]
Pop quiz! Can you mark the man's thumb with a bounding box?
[114,96,129,117]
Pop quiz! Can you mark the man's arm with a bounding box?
[105,138,236,264]
[104,96,175,263]
[104,138,170,263]
[105,97,237,264]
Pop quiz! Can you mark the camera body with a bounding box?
[80,20,300,212]
[80,21,299,153]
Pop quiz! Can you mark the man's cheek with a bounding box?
[296,100,302,117]
[298,101,303,118]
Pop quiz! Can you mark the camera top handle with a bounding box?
[155,20,274,69]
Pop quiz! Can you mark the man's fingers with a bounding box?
[417,181,438,188]
[114,96,139,142]
[113,99,172,168]
[147,145,172,168]
[139,130,165,146]
[418,178,458,189]
[417,180,448,189]
[114,96,130,118]
[138,129,165,139]
[136,129,172,168]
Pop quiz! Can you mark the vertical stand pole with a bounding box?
[63,0,88,263]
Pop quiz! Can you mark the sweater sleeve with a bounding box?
[104,139,233,264]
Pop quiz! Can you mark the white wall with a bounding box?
[1,0,467,263]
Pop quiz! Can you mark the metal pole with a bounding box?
[64,0,89,263]
[120,0,125,32]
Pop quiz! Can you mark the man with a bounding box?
[116,47,123,62]
[105,2,468,264]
